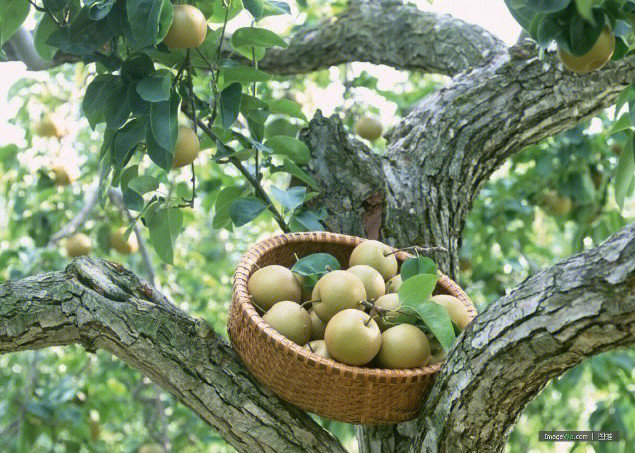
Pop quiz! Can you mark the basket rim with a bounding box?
[231,231,477,383]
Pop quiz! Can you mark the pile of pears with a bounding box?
[247,240,470,369]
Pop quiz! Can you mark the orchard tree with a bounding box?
[1,0,634,452]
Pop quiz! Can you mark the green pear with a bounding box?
[349,240,398,280]
[347,265,386,301]
[430,294,470,329]
[311,270,366,322]
[373,293,401,331]
[303,340,331,359]
[248,265,301,310]
[386,275,402,293]
[309,310,327,340]
[324,309,381,366]
[263,301,312,345]
[376,324,430,369]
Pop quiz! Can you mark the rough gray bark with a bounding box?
[416,222,635,452]
[300,44,635,280]
[0,258,346,453]
[5,1,503,77]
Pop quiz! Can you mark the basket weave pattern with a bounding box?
[228,232,477,424]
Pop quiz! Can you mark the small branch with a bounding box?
[49,183,101,246]
[185,113,291,233]
[383,245,449,257]
[108,188,157,285]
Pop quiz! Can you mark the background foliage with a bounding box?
[0,0,633,452]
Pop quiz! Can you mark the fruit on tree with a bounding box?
[347,265,386,301]
[324,309,381,366]
[373,293,401,331]
[385,275,402,293]
[163,5,207,49]
[557,27,615,74]
[430,294,470,329]
[354,116,382,141]
[172,126,200,168]
[349,240,398,280]
[309,310,326,340]
[542,190,572,216]
[138,444,164,453]
[65,233,92,258]
[375,324,431,369]
[51,164,74,186]
[110,227,139,255]
[248,265,301,311]
[35,114,62,138]
[311,270,366,322]
[263,301,312,345]
[303,339,331,359]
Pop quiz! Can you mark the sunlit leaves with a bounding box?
[0,0,30,47]
[212,186,244,229]
[147,91,180,171]
[136,71,172,102]
[83,75,119,129]
[126,0,173,50]
[271,185,305,212]
[615,132,635,209]
[229,196,267,226]
[264,136,310,164]
[145,205,183,264]
[230,27,287,49]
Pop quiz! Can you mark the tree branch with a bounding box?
[415,222,635,452]
[0,258,346,453]
[49,183,101,246]
[357,222,635,452]
[5,3,504,77]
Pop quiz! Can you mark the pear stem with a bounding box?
[306,342,315,353]
[293,253,300,262]
[383,245,448,257]
[300,300,318,308]
[364,309,377,326]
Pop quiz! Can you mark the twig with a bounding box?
[108,188,157,285]
[184,113,291,232]
[383,245,449,257]
[49,183,101,246]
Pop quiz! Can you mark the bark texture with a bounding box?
[0,258,346,453]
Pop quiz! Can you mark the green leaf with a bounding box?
[128,175,158,195]
[0,0,30,46]
[220,64,272,84]
[269,98,306,121]
[200,0,243,23]
[291,252,340,277]
[289,209,324,232]
[608,113,632,137]
[82,74,119,129]
[400,256,438,281]
[33,14,59,60]
[264,136,310,164]
[113,117,146,171]
[145,206,183,264]
[88,0,116,20]
[213,186,244,229]
[243,0,264,19]
[273,158,318,190]
[220,82,242,129]
[398,273,439,310]
[127,81,149,115]
[136,71,172,102]
[104,84,130,130]
[574,0,593,23]
[229,196,267,226]
[414,302,455,351]
[615,132,635,209]
[121,53,155,81]
[119,164,138,192]
[126,0,172,50]
[230,27,288,49]
[123,188,144,211]
[271,185,305,212]
[145,120,174,171]
[149,90,180,167]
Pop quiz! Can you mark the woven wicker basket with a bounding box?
[228,232,477,424]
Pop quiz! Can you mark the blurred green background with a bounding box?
[1,2,633,452]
